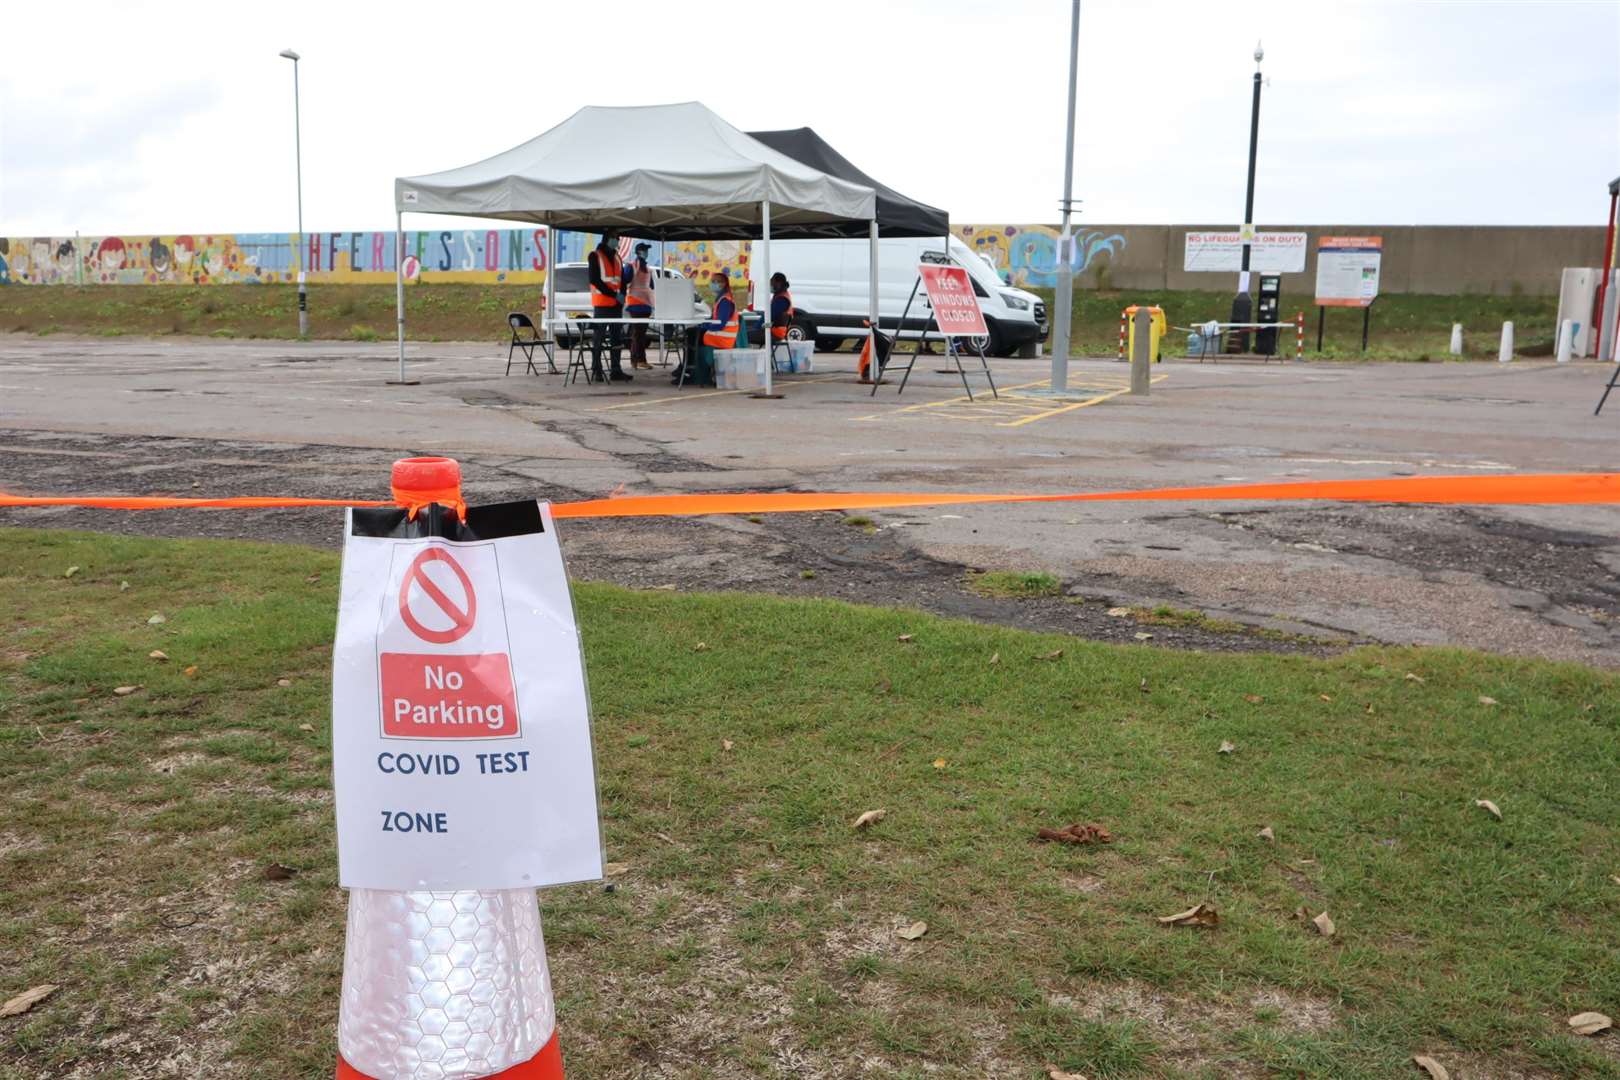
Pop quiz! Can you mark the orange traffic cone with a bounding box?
[857,320,883,384]
[336,458,565,1080]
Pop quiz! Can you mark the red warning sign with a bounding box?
[398,548,476,644]
[379,652,520,739]
[919,264,988,337]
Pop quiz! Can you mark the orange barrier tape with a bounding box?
[548,473,1620,518]
[0,495,392,510]
[0,473,1616,517]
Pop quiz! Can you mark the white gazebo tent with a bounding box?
[392,102,879,389]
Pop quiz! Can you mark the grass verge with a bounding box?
[1,529,1617,1079]
[0,284,1561,362]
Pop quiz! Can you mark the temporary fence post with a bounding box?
[1295,311,1303,360]
[1499,321,1514,363]
[1117,309,1126,361]
[1129,308,1151,395]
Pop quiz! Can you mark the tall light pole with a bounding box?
[1050,0,1081,392]
[1231,41,1264,351]
[279,48,308,339]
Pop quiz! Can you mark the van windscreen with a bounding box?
[553,266,589,292]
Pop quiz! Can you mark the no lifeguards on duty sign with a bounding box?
[331,500,603,891]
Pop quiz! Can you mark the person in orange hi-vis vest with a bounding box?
[623,242,655,369]
[768,272,794,359]
[673,273,739,385]
[588,233,630,382]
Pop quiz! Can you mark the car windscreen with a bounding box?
[553,266,590,293]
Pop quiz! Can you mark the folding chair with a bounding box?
[505,312,557,376]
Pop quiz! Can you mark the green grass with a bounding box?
[2,529,1618,1079]
[0,283,1561,362]
[968,570,1063,599]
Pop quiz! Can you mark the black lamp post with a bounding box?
[1231,41,1264,351]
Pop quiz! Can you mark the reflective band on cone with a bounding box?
[335,888,562,1080]
[338,1032,562,1079]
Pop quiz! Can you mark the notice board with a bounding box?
[1314,237,1383,307]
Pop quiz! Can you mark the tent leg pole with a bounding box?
[759,199,775,398]
[869,220,880,382]
[545,224,557,358]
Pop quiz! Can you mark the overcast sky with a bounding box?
[1,0,1616,237]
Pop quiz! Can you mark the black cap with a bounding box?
[634,242,651,254]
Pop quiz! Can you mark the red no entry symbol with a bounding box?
[398,547,477,644]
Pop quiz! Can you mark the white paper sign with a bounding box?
[1184,231,1307,273]
[332,502,602,891]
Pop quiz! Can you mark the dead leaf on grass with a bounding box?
[1312,911,1336,937]
[1218,740,1236,754]
[603,862,630,878]
[1157,902,1219,928]
[182,665,198,677]
[1037,823,1112,845]
[1243,694,1265,704]
[1568,1012,1613,1036]
[1475,799,1502,821]
[147,614,167,625]
[113,685,141,696]
[276,678,292,688]
[0,984,58,1018]
[989,652,1000,665]
[1478,695,1498,706]
[64,566,79,579]
[1046,1067,1088,1080]
[1035,649,1064,661]
[852,809,887,830]
[1318,693,1333,702]
[1139,678,1150,693]
[932,758,948,770]
[693,642,708,652]
[1412,1054,1450,1080]
[298,724,314,732]
[1610,875,1620,887]
[897,634,914,643]
[1106,606,1131,617]
[722,739,734,751]
[119,580,130,592]
[305,574,322,584]
[1133,632,1154,641]
[1404,672,1426,684]
[261,863,299,882]
[1257,826,1275,842]
[896,920,928,941]
[148,650,169,661]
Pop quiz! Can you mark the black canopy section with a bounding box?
[746,128,950,238]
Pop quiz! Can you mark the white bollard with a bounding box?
[1448,323,1463,355]
[1556,319,1574,363]
[1498,321,1514,363]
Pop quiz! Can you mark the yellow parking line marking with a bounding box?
[996,374,1168,427]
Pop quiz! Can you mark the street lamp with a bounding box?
[1231,40,1264,351]
[279,48,308,338]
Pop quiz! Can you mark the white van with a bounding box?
[548,262,709,347]
[759,234,1048,357]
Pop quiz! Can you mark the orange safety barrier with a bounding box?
[2,473,1618,517]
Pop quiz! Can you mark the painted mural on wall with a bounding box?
[0,225,1121,290]
[955,225,1128,289]
[0,230,598,285]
